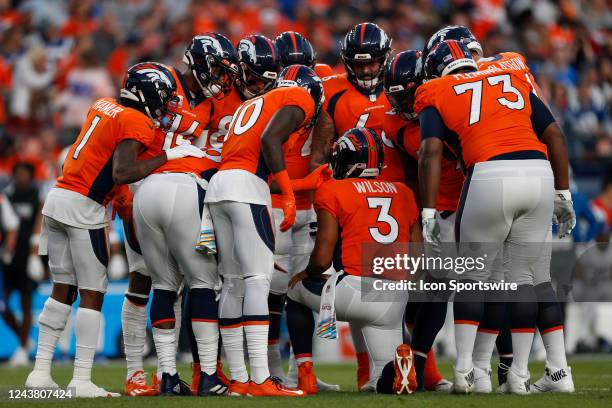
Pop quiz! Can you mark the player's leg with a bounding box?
[268,207,291,380]
[209,201,249,395]
[495,314,513,392]
[531,230,574,393]
[26,216,75,389]
[165,176,226,396]
[133,176,189,396]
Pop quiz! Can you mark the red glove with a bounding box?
[274,169,296,232]
[111,185,134,221]
[291,164,332,191]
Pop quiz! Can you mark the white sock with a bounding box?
[174,296,182,352]
[72,308,101,382]
[244,324,270,384]
[192,321,218,375]
[511,331,535,376]
[455,323,478,371]
[33,298,71,375]
[473,330,497,371]
[153,328,177,376]
[268,342,284,378]
[296,354,312,365]
[541,328,568,368]
[220,326,248,382]
[122,297,147,379]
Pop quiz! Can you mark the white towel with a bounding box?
[189,174,217,255]
[316,271,341,339]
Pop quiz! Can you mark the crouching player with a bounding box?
[287,128,420,394]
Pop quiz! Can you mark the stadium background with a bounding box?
[0,0,610,364]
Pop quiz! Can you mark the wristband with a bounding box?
[30,234,40,246]
[273,169,294,198]
[555,190,572,201]
[421,208,436,220]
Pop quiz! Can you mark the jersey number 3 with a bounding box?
[453,74,525,125]
[367,197,399,244]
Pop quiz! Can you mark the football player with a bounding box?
[425,26,573,394]
[266,30,340,392]
[25,63,203,397]
[287,127,419,394]
[204,65,327,397]
[120,34,239,396]
[131,36,239,397]
[383,50,459,392]
[415,40,576,394]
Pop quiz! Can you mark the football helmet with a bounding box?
[384,50,423,121]
[120,62,177,122]
[236,34,281,99]
[331,127,384,179]
[341,22,392,91]
[275,31,316,68]
[423,25,483,60]
[424,40,478,79]
[275,64,325,129]
[183,33,240,99]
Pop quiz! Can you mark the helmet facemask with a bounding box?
[237,62,277,99]
[185,51,239,100]
[343,53,389,91]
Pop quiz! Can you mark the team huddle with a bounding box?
[23,22,577,398]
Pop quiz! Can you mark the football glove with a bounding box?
[166,144,205,161]
[553,190,576,239]
[421,208,441,245]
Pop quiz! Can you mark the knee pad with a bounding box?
[151,289,177,327]
[189,288,218,321]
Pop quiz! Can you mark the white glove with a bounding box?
[421,208,441,244]
[27,254,45,282]
[165,144,205,161]
[553,190,576,239]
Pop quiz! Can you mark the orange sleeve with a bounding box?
[314,181,338,217]
[413,81,439,116]
[314,63,335,79]
[118,111,156,147]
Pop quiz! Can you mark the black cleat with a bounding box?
[198,372,228,396]
[161,372,192,396]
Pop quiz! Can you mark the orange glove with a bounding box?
[274,169,296,232]
[111,185,134,221]
[291,164,332,191]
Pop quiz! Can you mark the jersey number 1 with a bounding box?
[453,74,525,125]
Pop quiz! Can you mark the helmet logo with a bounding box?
[196,35,224,55]
[238,40,258,64]
[135,68,173,89]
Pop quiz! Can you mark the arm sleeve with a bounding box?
[529,92,556,137]
[314,182,338,217]
[419,106,448,141]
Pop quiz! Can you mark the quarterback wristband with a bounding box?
[273,169,295,198]
[421,208,436,220]
[555,190,572,201]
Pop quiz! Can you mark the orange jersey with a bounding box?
[202,85,244,149]
[220,86,315,181]
[322,73,406,183]
[414,68,547,168]
[314,63,335,78]
[141,67,214,175]
[383,113,464,212]
[271,128,313,210]
[57,97,155,204]
[477,52,543,99]
[315,178,418,276]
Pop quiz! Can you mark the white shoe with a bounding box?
[452,366,475,394]
[25,371,59,389]
[434,378,453,392]
[473,366,492,393]
[507,367,530,395]
[531,365,574,393]
[9,347,30,367]
[68,379,121,398]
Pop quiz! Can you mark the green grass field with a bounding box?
[0,358,610,407]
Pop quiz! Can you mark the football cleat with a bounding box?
[287,357,340,391]
[392,344,418,394]
[160,372,192,396]
[433,378,454,392]
[25,371,59,389]
[125,370,159,396]
[452,366,475,394]
[228,380,250,396]
[507,367,530,395]
[247,377,305,397]
[216,361,230,387]
[531,365,575,393]
[198,372,228,396]
[297,361,317,395]
[68,379,121,398]
[190,363,201,396]
[472,366,492,393]
[151,372,160,392]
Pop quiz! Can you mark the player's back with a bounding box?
[314,178,418,276]
[477,51,541,97]
[58,97,155,204]
[414,68,547,168]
